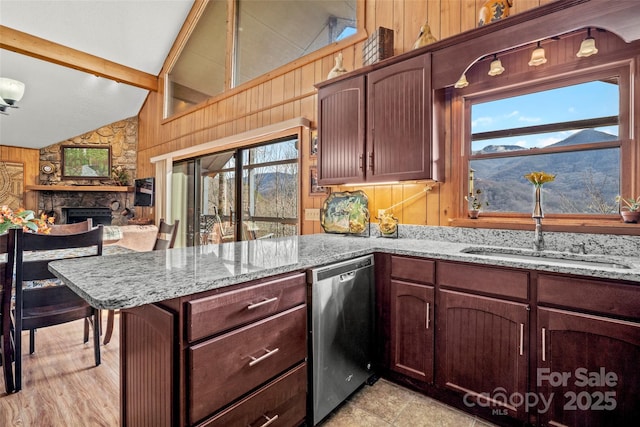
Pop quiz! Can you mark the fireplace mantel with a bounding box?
[26,185,133,192]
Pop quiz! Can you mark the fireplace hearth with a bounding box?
[63,207,112,226]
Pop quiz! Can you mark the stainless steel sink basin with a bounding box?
[460,247,632,269]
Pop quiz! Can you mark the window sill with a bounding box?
[449,216,640,236]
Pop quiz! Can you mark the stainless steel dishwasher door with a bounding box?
[309,255,375,425]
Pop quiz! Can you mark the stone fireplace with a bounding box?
[40,190,133,226]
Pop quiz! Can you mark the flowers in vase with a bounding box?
[0,206,52,234]
[111,165,130,185]
[524,171,556,187]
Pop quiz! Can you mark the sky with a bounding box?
[471,80,619,151]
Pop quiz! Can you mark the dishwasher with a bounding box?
[308,254,375,425]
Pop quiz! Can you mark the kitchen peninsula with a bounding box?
[49,227,640,427]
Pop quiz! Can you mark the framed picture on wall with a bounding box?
[310,130,318,158]
[61,145,111,178]
[310,166,328,196]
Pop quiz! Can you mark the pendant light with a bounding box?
[576,28,598,57]
[0,77,25,114]
[528,41,547,67]
[488,54,505,76]
[454,74,469,89]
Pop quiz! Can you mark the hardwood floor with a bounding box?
[0,314,120,426]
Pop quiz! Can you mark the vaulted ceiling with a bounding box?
[0,0,195,150]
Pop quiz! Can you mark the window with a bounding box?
[468,72,627,215]
[234,0,356,86]
[166,0,227,117]
[183,136,299,246]
[165,0,358,118]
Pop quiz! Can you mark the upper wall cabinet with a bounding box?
[317,53,436,185]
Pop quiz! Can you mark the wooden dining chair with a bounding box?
[153,218,179,250]
[48,218,93,235]
[0,231,16,393]
[103,218,180,345]
[13,225,104,391]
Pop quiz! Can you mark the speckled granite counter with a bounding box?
[49,225,640,310]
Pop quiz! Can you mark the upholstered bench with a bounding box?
[103,225,158,252]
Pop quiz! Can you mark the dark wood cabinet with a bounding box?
[317,53,436,185]
[317,75,365,185]
[367,54,433,182]
[388,256,435,384]
[120,272,308,427]
[390,280,434,383]
[438,289,530,420]
[436,261,530,421]
[536,274,640,427]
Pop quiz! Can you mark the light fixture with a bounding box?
[528,41,547,67]
[488,54,505,76]
[454,74,469,89]
[0,77,26,115]
[576,27,598,57]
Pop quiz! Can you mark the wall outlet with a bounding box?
[305,208,320,221]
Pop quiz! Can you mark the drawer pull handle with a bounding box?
[541,327,546,362]
[247,297,278,310]
[249,347,280,367]
[252,414,279,427]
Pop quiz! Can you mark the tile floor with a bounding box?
[319,378,498,427]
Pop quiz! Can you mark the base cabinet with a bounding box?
[537,274,640,427]
[438,289,530,421]
[120,272,307,427]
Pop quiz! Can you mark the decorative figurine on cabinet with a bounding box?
[412,20,438,50]
[327,53,348,80]
[478,0,513,27]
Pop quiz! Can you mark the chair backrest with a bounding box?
[153,218,179,250]
[48,219,93,235]
[1,231,16,393]
[1,230,15,321]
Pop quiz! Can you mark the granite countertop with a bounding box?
[49,227,640,310]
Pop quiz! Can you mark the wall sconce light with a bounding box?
[454,74,469,89]
[488,54,505,76]
[528,41,547,67]
[576,28,598,57]
[0,77,26,115]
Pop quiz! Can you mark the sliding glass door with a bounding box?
[172,135,299,247]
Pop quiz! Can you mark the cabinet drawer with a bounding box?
[438,261,529,300]
[186,272,306,342]
[538,274,640,320]
[188,305,307,424]
[198,363,307,427]
[391,256,435,284]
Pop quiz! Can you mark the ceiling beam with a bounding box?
[0,25,158,91]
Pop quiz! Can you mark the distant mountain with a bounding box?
[471,129,620,214]
[550,129,617,147]
[474,144,523,155]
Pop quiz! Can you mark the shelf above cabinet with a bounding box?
[25,184,133,192]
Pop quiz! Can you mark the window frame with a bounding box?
[457,63,633,224]
[163,0,365,121]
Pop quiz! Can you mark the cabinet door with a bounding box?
[367,54,432,182]
[121,304,176,427]
[437,290,529,420]
[538,307,640,427]
[390,280,434,383]
[317,75,365,185]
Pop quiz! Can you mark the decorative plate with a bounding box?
[320,190,369,234]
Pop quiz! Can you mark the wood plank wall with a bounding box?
[136,0,550,234]
[0,145,40,210]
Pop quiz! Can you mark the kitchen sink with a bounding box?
[460,247,632,269]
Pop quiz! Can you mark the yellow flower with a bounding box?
[524,171,556,187]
